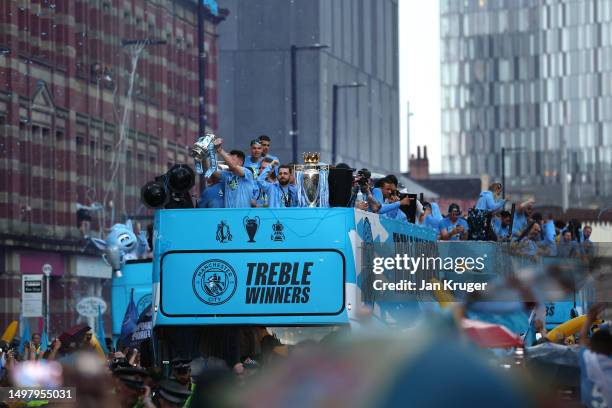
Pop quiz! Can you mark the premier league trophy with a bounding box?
[190,132,218,177]
[294,152,330,207]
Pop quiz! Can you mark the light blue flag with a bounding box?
[19,317,30,355]
[40,324,49,353]
[97,305,109,354]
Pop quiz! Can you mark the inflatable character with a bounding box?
[91,220,148,277]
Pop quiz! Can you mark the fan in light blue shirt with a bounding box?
[542,217,557,256]
[492,210,512,240]
[439,203,469,240]
[512,199,535,239]
[475,183,506,212]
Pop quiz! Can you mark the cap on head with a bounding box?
[250,139,262,146]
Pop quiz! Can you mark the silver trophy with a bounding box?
[294,152,330,207]
[190,132,218,177]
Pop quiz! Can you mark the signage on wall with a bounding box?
[22,274,44,317]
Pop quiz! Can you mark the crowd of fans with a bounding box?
[416,182,595,258]
[0,324,335,407]
[1,307,609,407]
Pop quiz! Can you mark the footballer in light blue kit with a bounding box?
[257,164,298,208]
[258,134,279,163]
[212,138,255,208]
[243,139,264,176]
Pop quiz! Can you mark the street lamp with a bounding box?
[406,101,414,171]
[290,43,329,163]
[501,146,526,199]
[42,264,52,337]
[331,82,366,164]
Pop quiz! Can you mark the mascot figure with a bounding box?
[91,220,148,277]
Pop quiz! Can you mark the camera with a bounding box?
[355,168,371,193]
[141,164,196,209]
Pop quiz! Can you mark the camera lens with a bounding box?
[167,164,195,192]
[141,181,168,208]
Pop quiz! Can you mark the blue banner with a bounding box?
[152,208,437,326]
[160,250,344,317]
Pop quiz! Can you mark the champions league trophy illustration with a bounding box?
[243,216,260,243]
[294,152,330,207]
[190,132,218,177]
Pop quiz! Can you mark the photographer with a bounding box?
[368,175,413,214]
[349,167,374,211]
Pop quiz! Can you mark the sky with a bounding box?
[398,0,442,173]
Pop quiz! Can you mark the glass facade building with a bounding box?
[440,0,612,206]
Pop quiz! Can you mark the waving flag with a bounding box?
[40,325,49,353]
[96,305,109,355]
[119,289,138,348]
[19,317,30,354]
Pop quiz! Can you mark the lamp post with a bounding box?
[331,82,366,164]
[42,264,52,336]
[290,44,329,163]
[501,146,526,199]
[406,101,414,171]
[197,1,207,139]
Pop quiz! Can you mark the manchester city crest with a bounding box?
[136,294,152,315]
[192,259,237,305]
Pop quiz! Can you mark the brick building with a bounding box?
[0,0,225,338]
[405,145,482,214]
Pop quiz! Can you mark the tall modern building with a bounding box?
[440,0,612,207]
[217,0,400,173]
